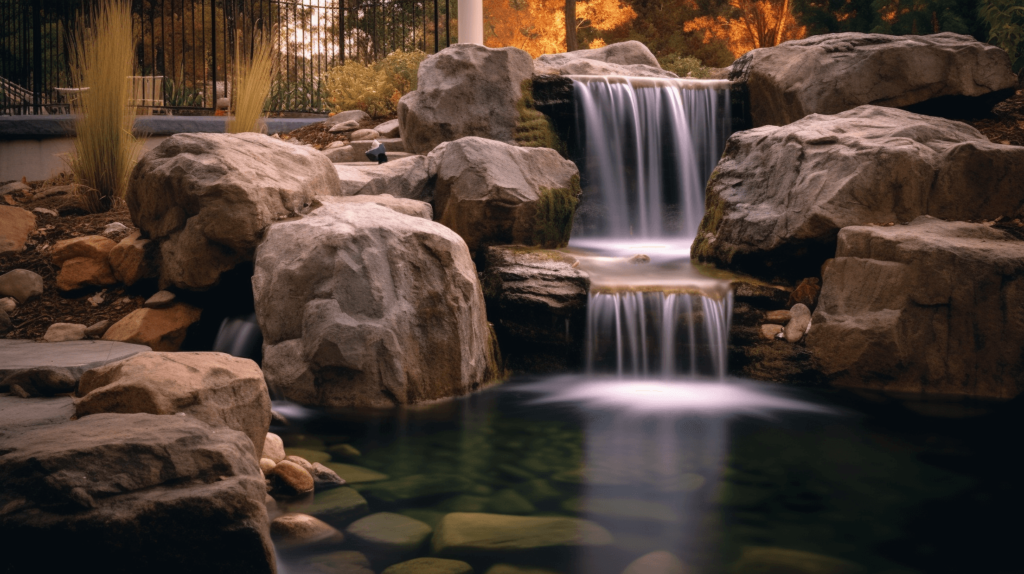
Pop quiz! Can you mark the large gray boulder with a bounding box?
[692,106,1024,281]
[334,155,432,200]
[430,137,581,257]
[398,44,534,154]
[806,217,1024,399]
[535,40,675,78]
[0,412,275,574]
[731,32,1020,127]
[253,201,497,408]
[74,351,272,458]
[127,133,342,290]
[481,246,590,373]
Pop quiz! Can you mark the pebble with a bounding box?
[763,309,791,325]
[627,254,651,264]
[271,460,315,494]
[0,269,45,303]
[760,324,783,340]
[260,458,278,475]
[43,322,87,342]
[144,290,176,308]
[270,513,345,548]
[784,303,812,343]
[262,432,286,462]
[285,455,315,474]
[84,320,111,338]
[87,292,105,307]
[328,119,360,133]
[310,462,347,491]
[32,208,58,217]
[102,222,128,236]
[349,128,380,141]
[0,297,16,313]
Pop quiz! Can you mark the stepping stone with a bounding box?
[287,487,369,528]
[0,395,74,433]
[285,447,331,464]
[346,512,432,562]
[0,339,150,381]
[383,557,473,574]
[430,513,613,560]
[322,463,389,484]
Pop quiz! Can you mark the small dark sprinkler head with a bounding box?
[365,140,388,164]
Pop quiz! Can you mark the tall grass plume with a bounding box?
[69,0,140,213]
[227,29,277,134]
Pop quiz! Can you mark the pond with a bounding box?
[270,375,1022,574]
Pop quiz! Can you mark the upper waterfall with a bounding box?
[569,75,732,239]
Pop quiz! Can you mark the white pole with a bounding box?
[458,0,483,45]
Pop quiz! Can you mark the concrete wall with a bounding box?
[1,137,168,182]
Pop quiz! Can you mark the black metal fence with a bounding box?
[0,0,454,115]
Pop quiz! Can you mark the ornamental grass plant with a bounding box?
[227,29,277,134]
[68,0,140,213]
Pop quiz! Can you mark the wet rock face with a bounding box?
[481,246,590,373]
[806,217,1024,399]
[254,201,496,408]
[127,132,341,291]
[0,412,276,574]
[398,44,535,154]
[731,32,1019,127]
[692,106,1024,282]
[430,137,581,258]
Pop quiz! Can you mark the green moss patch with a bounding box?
[515,79,565,154]
[532,174,581,248]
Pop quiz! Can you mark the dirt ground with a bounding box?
[282,114,394,149]
[966,88,1024,146]
[1,175,146,340]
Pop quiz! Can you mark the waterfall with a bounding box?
[571,76,731,238]
[571,76,735,379]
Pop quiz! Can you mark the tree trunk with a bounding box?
[773,0,790,46]
[565,0,578,52]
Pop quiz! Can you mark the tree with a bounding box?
[484,0,636,56]
[567,0,579,50]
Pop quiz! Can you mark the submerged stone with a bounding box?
[430,512,613,560]
[383,557,474,574]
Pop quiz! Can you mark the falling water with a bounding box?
[585,291,733,379]
[571,76,731,238]
[571,75,735,379]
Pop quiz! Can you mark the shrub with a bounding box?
[323,51,428,119]
[68,0,140,213]
[227,29,277,134]
[658,54,712,79]
[981,0,1024,72]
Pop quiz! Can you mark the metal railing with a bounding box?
[0,0,454,115]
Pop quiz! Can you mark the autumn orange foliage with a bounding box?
[484,0,637,56]
[685,0,806,58]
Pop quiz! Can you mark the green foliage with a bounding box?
[322,51,427,119]
[981,0,1024,72]
[69,0,140,213]
[163,69,205,108]
[266,78,325,112]
[658,54,712,78]
[532,175,582,248]
[515,79,565,153]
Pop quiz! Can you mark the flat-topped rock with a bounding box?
[731,32,1019,127]
[806,217,1024,398]
[0,339,151,381]
[430,513,613,560]
[318,195,432,220]
[692,106,1024,281]
[346,512,433,563]
[285,486,369,527]
[333,155,432,200]
[0,395,74,436]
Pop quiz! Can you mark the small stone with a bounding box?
[311,462,347,491]
[102,222,129,236]
[764,309,791,325]
[349,128,380,141]
[0,181,31,196]
[108,231,155,286]
[271,513,345,548]
[346,512,433,561]
[1,367,78,396]
[787,277,821,309]
[10,383,32,398]
[0,297,16,313]
[621,551,688,574]
[627,254,651,264]
[760,324,783,340]
[260,458,278,474]
[295,486,370,526]
[322,463,390,484]
[84,320,111,339]
[101,303,202,351]
[784,303,812,343]
[0,206,36,254]
[263,432,286,462]
[87,292,105,307]
[32,208,58,216]
[285,455,315,474]
[486,489,536,515]
[43,323,88,342]
[271,459,315,494]
[144,290,176,308]
[383,557,473,574]
[328,120,360,133]
[328,443,362,458]
[0,269,44,303]
[373,119,401,138]
[306,551,374,574]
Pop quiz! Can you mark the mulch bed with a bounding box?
[2,175,147,340]
[282,115,394,149]
[966,88,1024,146]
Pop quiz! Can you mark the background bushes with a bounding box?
[323,51,427,118]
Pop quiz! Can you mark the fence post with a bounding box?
[32,0,42,114]
[211,0,218,110]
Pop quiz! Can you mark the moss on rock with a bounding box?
[515,79,565,154]
[532,174,581,248]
